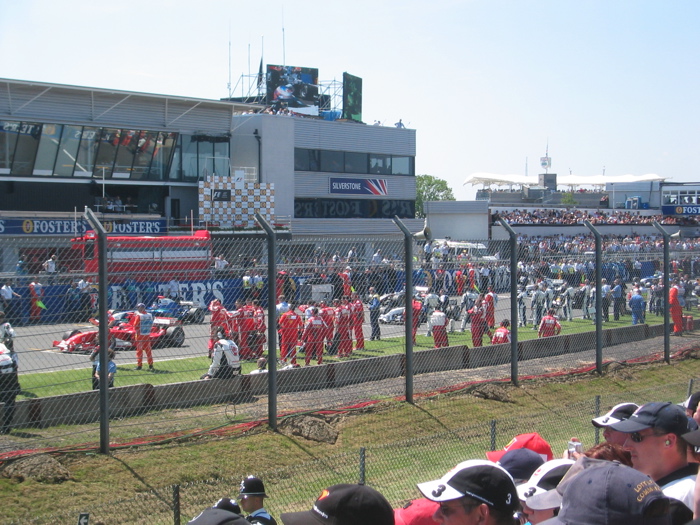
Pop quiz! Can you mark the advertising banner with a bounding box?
[329,178,388,196]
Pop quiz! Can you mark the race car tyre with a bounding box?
[192,308,206,324]
[165,326,186,347]
[63,329,82,340]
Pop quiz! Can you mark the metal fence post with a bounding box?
[594,395,601,445]
[583,221,603,374]
[392,216,417,404]
[255,213,278,430]
[173,484,181,525]
[359,447,366,485]
[653,221,673,364]
[84,207,110,454]
[689,379,695,398]
[497,218,519,386]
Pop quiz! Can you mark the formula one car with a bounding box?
[147,297,206,324]
[53,311,186,353]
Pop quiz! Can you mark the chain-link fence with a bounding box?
[12,378,699,524]
[0,220,694,448]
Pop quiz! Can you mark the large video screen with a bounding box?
[266,65,319,115]
[342,72,362,122]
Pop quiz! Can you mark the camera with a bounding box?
[567,440,583,457]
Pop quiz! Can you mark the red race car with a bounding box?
[53,311,186,353]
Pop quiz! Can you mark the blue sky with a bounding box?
[1,0,698,200]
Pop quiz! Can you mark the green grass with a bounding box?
[18,315,665,401]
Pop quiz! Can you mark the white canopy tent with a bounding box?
[464,172,667,189]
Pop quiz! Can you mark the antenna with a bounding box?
[227,22,232,99]
[282,7,286,67]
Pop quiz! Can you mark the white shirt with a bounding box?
[207,339,241,376]
[661,475,695,510]
[0,285,15,300]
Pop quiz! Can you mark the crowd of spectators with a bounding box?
[494,208,689,226]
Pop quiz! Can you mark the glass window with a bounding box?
[308,149,320,171]
[320,150,344,173]
[113,130,138,178]
[74,127,100,177]
[369,154,391,175]
[391,156,413,175]
[132,131,158,179]
[34,123,62,175]
[0,121,20,174]
[294,148,309,171]
[10,122,42,176]
[54,125,83,177]
[344,152,368,174]
[212,140,230,178]
[169,135,183,181]
[153,132,177,180]
[181,135,199,181]
[93,128,120,179]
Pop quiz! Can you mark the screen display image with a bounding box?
[266,65,319,114]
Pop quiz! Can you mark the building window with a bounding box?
[391,156,413,175]
[320,150,344,172]
[370,154,391,175]
[0,121,20,174]
[74,127,100,177]
[344,152,368,174]
[54,125,83,177]
[34,123,62,176]
[10,122,42,176]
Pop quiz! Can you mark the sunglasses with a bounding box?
[629,431,662,443]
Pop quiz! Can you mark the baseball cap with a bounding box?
[609,402,690,435]
[497,448,545,483]
[486,432,554,462]
[239,476,267,497]
[539,459,670,525]
[136,302,146,308]
[280,484,393,525]
[591,402,639,428]
[516,459,574,501]
[394,499,439,525]
[681,392,700,413]
[416,459,519,514]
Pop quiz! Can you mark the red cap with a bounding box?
[486,432,553,462]
[394,499,439,525]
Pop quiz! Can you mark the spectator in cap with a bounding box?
[533,457,671,525]
[516,459,573,524]
[394,498,439,525]
[497,448,545,485]
[591,402,639,446]
[239,476,277,525]
[280,483,393,525]
[416,459,520,525]
[681,427,700,519]
[487,432,554,463]
[683,392,700,421]
[610,402,696,510]
[188,497,245,524]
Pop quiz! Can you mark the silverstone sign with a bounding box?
[329,178,388,195]
[0,218,167,235]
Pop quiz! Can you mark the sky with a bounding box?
[1,0,698,200]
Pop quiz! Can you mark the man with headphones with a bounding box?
[610,401,696,510]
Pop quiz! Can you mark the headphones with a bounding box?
[665,439,671,446]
